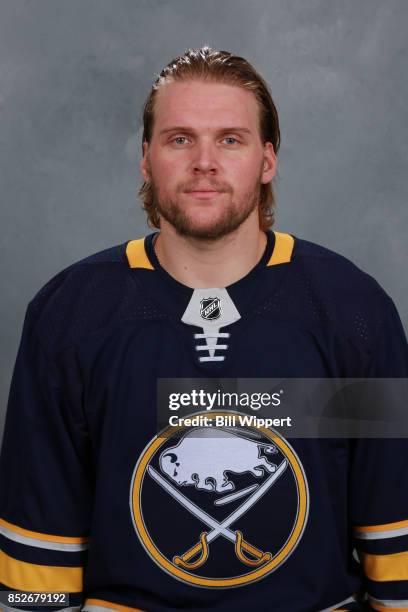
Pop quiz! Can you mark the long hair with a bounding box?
[138,46,280,231]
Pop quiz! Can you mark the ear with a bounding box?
[140,141,150,182]
[261,142,277,184]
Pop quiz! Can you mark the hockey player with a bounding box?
[1,47,407,612]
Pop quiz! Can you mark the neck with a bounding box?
[154,214,267,288]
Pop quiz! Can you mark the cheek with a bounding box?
[224,153,263,178]
[227,159,262,190]
[149,154,184,184]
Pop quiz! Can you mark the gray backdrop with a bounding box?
[1,0,407,439]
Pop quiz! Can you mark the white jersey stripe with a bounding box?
[0,523,88,552]
[369,596,408,608]
[355,525,408,540]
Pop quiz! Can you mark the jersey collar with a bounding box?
[125,230,295,317]
[126,230,294,273]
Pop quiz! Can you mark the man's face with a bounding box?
[141,79,276,240]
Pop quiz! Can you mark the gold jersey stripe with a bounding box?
[267,232,294,266]
[361,550,408,582]
[0,517,88,545]
[355,518,408,533]
[126,238,154,270]
[0,549,83,592]
[84,599,144,612]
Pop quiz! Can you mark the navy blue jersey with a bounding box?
[1,230,407,612]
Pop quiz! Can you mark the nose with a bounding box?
[191,139,220,175]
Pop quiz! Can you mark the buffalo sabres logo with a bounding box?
[130,412,309,588]
[200,297,221,321]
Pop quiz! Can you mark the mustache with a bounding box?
[178,181,232,193]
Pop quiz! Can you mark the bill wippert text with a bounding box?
[169,414,292,428]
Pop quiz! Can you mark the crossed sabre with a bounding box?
[147,459,287,570]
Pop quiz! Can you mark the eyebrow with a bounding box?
[158,126,253,136]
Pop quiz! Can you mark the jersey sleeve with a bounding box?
[0,301,93,611]
[349,295,408,612]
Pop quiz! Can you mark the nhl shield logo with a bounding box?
[129,412,309,588]
[200,297,221,321]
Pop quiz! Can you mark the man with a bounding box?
[0,46,407,612]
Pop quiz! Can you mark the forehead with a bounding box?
[152,79,260,134]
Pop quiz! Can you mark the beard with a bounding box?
[147,163,263,241]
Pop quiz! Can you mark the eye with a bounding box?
[223,136,239,145]
[172,136,189,145]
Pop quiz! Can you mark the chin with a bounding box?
[176,220,239,241]
[158,200,252,240]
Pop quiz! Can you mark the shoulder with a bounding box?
[28,241,129,310]
[26,239,150,355]
[292,235,387,302]
[282,233,398,347]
